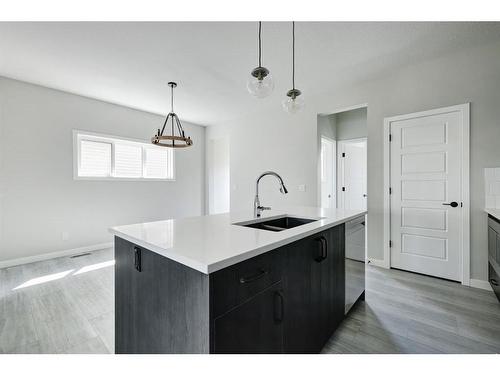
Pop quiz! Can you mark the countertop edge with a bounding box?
[110,210,366,274]
[485,208,500,221]
[205,212,366,273]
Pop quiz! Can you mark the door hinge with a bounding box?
[460,202,463,207]
[389,240,393,248]
[342,152,346,158]
[389,134,392,142]
[389,187,392,194]
[342,187,346,192]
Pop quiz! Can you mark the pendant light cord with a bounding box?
[171,84,174,113]
[258,21,262,67]
[292,21,295,90]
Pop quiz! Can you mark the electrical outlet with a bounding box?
[298,184,306,192]
[61,232,69,241]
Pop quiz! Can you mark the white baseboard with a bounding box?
[367,258,389,269]
[470,278,493,291]
[0,242,114,269]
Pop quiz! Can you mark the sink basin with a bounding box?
[235,216,318,232]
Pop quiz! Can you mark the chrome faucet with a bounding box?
[254,171,288,217]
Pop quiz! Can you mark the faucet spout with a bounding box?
[254,171,288,217]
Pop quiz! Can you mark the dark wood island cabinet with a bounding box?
[115,222,356,354]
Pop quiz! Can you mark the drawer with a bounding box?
[210,248,283,318]
[488,262,500,302]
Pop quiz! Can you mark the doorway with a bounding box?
[207,137,230,214]
[384,104,470,283]
[337,138,367,210]
[317,105,368,211]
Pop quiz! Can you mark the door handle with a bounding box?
[274,290,284,323]
[134,247,142,272]
[239,269,268,284]
[442,201,459,208]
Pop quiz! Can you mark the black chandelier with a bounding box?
[151,82,193,148]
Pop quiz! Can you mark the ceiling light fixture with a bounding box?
[282,22,305,114]
[247,21,274,98]
[152,82,193,148]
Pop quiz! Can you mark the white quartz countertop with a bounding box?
[109,206,367,274]
[485,208,500,221]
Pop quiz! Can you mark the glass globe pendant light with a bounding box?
[282,22,305,114]
[247,21,274,98]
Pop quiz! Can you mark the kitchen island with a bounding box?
[110,206,367,354]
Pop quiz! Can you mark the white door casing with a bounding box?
[338,138,367,210]
[384,104,470,283]
[320,137,336,209]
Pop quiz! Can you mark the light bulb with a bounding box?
[282,91,305,114]
[247,67,274,98]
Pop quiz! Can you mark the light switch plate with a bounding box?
[298,184,306,192]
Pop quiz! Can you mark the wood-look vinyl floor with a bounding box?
[1,248,499,354]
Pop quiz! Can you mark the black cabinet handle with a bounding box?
[322,237,328,260]
[442,201,459,208]
[314,236,328,262]
[274,291,284,323]
[239,269,268,284]
[491,278,499,286]
[134,247,142,272]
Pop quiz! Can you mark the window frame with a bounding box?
[73,129,175,181]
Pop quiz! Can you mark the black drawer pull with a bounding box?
[314,236,328,262]
[239,269,268,284]
[134,247,142,272]
[491,278,499,286]
[274,290,284,323]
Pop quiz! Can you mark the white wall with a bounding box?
[335,107,367,140]
[207,40,500,282]
[0,77,206,264]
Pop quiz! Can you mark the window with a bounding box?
[74,131,175,180]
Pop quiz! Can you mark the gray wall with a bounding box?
[207,39,500,283]
[335,107,367,140]
[0,77,206,263]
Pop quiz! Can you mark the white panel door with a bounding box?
[390,111,462,281]
[320,137,335,209]
[338,139,367,210]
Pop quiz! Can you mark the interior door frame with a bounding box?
[382,103,470,285]
[320,135,337,209]
[337,137,367,210]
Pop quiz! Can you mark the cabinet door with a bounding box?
[212,281,285,354]
[327,224,345,331]
[496,233,500,265]
[314,225,345,349]
[284,228,341,353]
[488,227,496,260]
[285,235,316,353]
[114,237,140,354]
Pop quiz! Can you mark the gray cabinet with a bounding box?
[487,215,500,302]
[115,223,353,353]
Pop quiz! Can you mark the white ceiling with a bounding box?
[1,22,500,126]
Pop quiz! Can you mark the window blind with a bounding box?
[114,143,143,178]
[79,140,112,177]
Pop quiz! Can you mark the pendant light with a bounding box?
[247,21,274,98]
[282,21,305,114]
[151,82,193,148]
